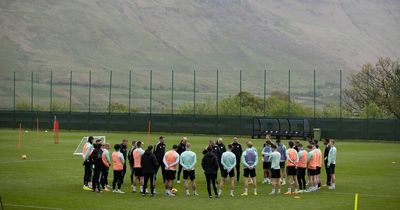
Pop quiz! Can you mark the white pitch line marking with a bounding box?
[4,203,63,210]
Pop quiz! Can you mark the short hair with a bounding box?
[122,139,128,142]
[288,141,294,148]
[159,136,164,140]
[147,145,153,151]
[266,140,272,145]
[88,136,94,143]
[298,143,303,148]
[330,139,336,145]
[114,144,121,150]
[207,146,212,152]
[276,139,281,143]
[132,140,136,145]
[307,145,313,149]
[95,139,102,144]
[227,144,233,150]
[136,141,142,147]
[271,144,277,149]
[247,141,253,148]
[186,143,191,149]
[172,144,178,150]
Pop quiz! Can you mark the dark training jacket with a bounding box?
[202,152,219,175]
[141,150,158,175]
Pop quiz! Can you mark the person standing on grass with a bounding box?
[163,145,180,196]
[216,138,226,170]
[180,143,199,196]
[306,144,317,192]
[241,141,258,196]
[315,143,323,189]
[276,139,287,185]
[262,139,273,184]
[323,138,331,187]
[101,143,111,191]
[128,140,137,188]
[284,141,299,195]
[202,146,219,198]
[112,144,125,194]
[231,136,243,182]
[132,141,145,193]
[176,137,188,184]
[269,144,281,195]
[82,136,94,191]
[90,139,103,193]
[153,136,166,185]
[296,144,308,193]
[120,139,129,182]
[219,144,237,197]
[327,139,337,190]
[141,145,158,196]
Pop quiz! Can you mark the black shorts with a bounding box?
[329,164,335,174]
[316,167,321,175]
[279,162,285,169]
[308,169,317,176]
[165,170,176,180]
[183,170,195,180]
[271,169,281,179]
[287,166,297,176]
[263,162,272,170]
[221,169,235,178]
[243,168,256,178]
[134,168,143,177]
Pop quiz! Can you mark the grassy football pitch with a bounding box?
[0,129,399,210]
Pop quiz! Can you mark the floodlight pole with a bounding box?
[263,69,266,117]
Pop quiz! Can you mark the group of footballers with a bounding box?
[81,134,337,198]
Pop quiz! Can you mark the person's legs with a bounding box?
[230,177,235,195]
[301,170,306,190]
[211,175,218,196]
[130,166,134,186]
[143,174,149,194]
[112,170,117,190]
[149,173,155,195]
[242,177,248,194]
[84,161,92,186]
[236,159,241,182]
[117,171,123,190]
[326,166,331,186]
[297,172,303,190]
[219,177,225,196]
[177,164,183,182]
[205,174,212,197]
[251,176,257,194]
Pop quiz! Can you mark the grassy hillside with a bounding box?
[0,0,399,111]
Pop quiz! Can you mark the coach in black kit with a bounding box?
[153,136,166,183]
[231,136,243,182]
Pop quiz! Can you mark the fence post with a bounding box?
[149,70,152,115]
[193,70,196,134]
[171,69,174,133]
[108,70,112,132]
[88,70,91,131]
[288,69,291,118]
[31,71,34,129]
[13,72,16,128]
[366,69,369,140]
[239,70,242,135]
[50,71,53,112]
[339,70,343,139]
[216,69,219,135]
[69,71,72,130]
[128,70,132,132]
[264,69,266,117]
[313,70,316,120]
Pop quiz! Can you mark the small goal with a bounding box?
[73,136,106,156]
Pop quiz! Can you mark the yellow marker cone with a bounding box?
[354,193,358,210]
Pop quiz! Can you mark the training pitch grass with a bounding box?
[0,129,399,210]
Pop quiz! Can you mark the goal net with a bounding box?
[73,136,106,156]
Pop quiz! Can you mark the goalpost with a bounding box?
[73,136,106,156]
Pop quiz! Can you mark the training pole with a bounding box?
[53,116,59,144]
[36,117,39,142]
[18,122,22,150]
[354,193,358,210]
[147,120,151,145]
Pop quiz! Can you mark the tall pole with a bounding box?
[50,71,53,112]
[171,69,174,132]
[314,70,316,119]
[31,71,34,112]
[128,70,132,114]
[13,72,16,127]
[109,71,112,114]
[216,70,219,135]
[149,70,152,115]
[288,69,291,117]
[339,69,343,139]
[239,70,242,135]
[88,71,91,113]
[193,70,196,116]
[264,69,267,117]
[69,71,72,113]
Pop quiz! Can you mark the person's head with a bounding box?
[298,143,303,150]
[227,144,233,151]
[217,138,223,144]
[295,140,300,146]
[307,145,313,151]
[266,134,271,140]
[186,143,191,150]
[266,139,272,145]
[147,145,153,152]
[315,144,319,149]
[88,136,94,144]
[172,144,178,151]
[276,139,281,145]
[122,139,128,146]
[208,140,215,146]
[104,143,110,150]
[159,136,165,143]
[246,141,253,148]
[181,137,188,145]
[323,138,330,146]
[132,140,137,146]
[288,140,294,148]
[330,139,336,146]
[136,141,142,148]
[114,144,121,151]
[271,144,277,151]
[232,136,238,143]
